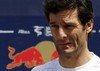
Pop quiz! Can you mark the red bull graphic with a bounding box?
[6,46,44,69]
[6,41,58,70]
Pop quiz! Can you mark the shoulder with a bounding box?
[93,54,100,62]
[91,54,100,67]
[31,58,58,71]
[91,55,100,70]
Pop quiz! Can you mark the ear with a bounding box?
[85,19,94,34]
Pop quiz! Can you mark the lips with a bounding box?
[57,42,72,47]
[57,42,71,45]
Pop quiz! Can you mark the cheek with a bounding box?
[70,31,82,47]
[51,30,58,38]
[75,31,86,47]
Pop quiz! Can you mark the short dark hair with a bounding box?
[43,0,94,37]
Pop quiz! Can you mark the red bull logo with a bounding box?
[6,46,44,69]
[6,41,58,70]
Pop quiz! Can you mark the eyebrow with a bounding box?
[63,21,78,27]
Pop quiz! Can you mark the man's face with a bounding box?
[49,9,92,57]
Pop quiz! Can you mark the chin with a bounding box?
[60,49,77,56]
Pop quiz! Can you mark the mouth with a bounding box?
[57,42,72,48]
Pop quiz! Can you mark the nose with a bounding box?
[58,27,67,39]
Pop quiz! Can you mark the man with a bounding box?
[31,0,100,71]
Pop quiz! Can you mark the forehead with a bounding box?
[49,9,78,22]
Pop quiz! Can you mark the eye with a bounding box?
[64,24,75,30]
[50,24,59,29]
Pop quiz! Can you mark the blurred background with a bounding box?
[0,0,100,71]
